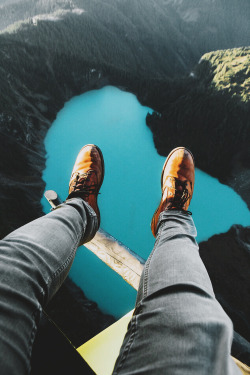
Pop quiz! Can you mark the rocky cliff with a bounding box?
[146,48,250,208]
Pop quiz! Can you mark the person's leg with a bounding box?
[0,144,104,374]
[113,148,241,375]
[0,198,97,374]
[113,212,241,374]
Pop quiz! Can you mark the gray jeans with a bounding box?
[0,199,241,374]
[113,211,241,374]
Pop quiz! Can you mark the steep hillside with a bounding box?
[147,48,250,207]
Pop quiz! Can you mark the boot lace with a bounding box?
[167,177,192,215]
[71,171,100,197]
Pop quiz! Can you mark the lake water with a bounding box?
[42,86,250,318]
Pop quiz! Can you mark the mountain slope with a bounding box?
[146,47,250,207]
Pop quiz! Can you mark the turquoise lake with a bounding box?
[42,86,250,319]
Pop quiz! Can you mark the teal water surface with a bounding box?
[42,86,250,318]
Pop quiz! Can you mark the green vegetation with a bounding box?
[202,48,250,103]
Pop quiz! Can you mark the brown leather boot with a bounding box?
[151,147,195,237]
[67,144,104,228]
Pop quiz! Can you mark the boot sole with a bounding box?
[151,147,195,237]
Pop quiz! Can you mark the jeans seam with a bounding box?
[143,225,163,298]
[45,229,82,291]
[27,304,41,370]
[113,315,137,374]
[52,243,77,279]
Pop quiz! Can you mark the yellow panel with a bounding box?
[77,310,249,375]
[77,310,133,375]
[232,357,250,375]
